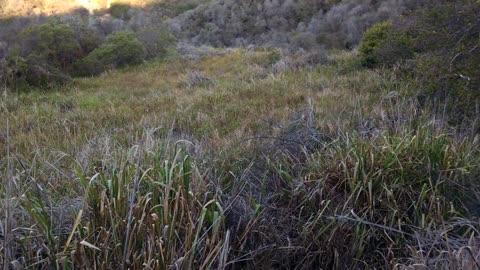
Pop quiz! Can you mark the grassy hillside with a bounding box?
[1,48,479,268]
[2,49,369,194]
[1,1,480,268]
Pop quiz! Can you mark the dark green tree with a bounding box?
[20,22,80,70]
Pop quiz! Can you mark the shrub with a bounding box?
[2,20,106,88]
[290,32,319,51]
[359,20,414,68]
[136,26,175,59]
[1,48,29,88]
[20,22,80,70]
[72,7,90,18]
[109,3,131,20]
[410,1,480,118]
[365,0,480,119]
[0,41,7,59]
[75,26,102,56]
[78,31,145,76]
[24,56,71,87]
[0,58,6,85]
[255,47,282,67]
[173,0,423,49]
[358,20,393,67]
[1,47,71,89]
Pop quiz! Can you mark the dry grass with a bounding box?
[0,49,380,188]
[1,49,479,269]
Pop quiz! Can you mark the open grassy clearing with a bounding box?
[1,49,389,195]
[1,49,480,269]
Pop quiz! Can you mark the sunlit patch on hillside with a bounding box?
[0,0,154,17]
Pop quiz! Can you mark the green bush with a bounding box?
[78,31,145,76]
[359,20,413,67]
[75,27,102,56]
[253,47,282,67]
[2,20,107,89]
[361,1,480,120]
[358,20,394,67]
[20,22,80,70]
[1,47,71,89]
[24,56,71,87]
[1,47,29,89]
[136,26,176,59]
[109,3,131,20]
[409,1,480,118]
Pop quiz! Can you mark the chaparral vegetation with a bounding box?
[1,0,479,269]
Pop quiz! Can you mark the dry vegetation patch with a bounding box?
[1,49,479,269]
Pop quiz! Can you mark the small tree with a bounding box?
[359,20,414,68]
[358,21,393,67]
[20,22,80,70]
[2,47,29,88]
[78,31,145,76]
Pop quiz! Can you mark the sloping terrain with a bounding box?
[1,0,480,269]
[1,49,479,268]
[171,0,423,49]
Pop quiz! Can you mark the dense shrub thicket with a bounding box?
[0,0,429,89]
[359,0,480,119]
[0,15,174,88]
[170,0,424,50]
[20,22,80,69]
[0,0,205,88]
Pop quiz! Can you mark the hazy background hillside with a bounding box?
[0,0,425,48]
[0,0,426,88]
[171,0,423,49]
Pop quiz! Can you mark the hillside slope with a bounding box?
[1,49,479,269]
[1,1,480,269]
[171,0,424,49]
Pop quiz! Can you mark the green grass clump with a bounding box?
[16,145,228,269]
[302,127,479,266]
[209,121,480,268]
